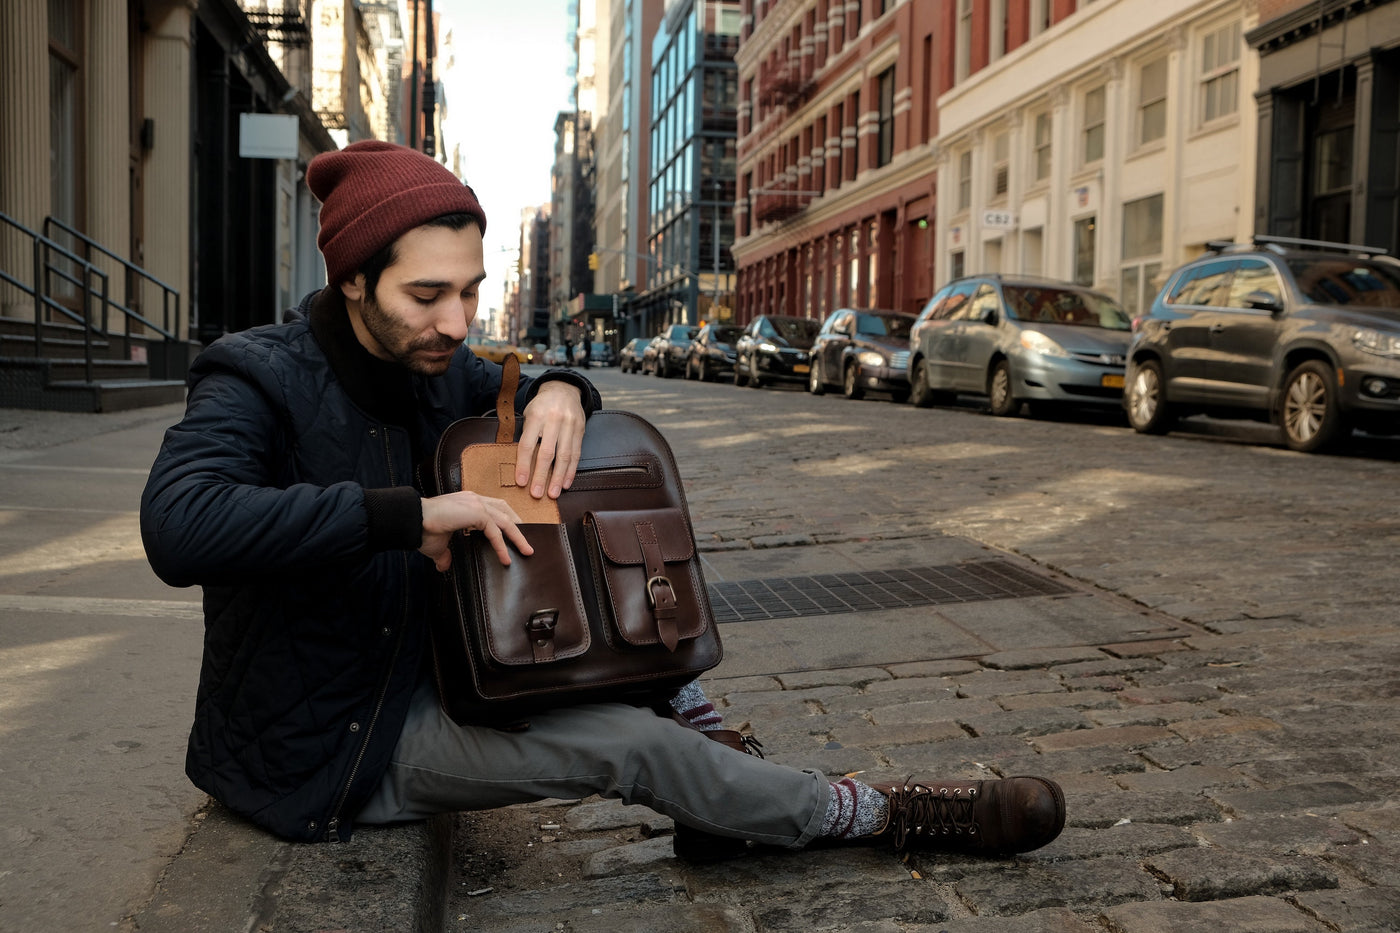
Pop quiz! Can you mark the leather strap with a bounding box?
[495,354,520,443]
[634,520,679,651]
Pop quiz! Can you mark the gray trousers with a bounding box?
[356,680,830,848]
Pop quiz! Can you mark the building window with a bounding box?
[877,66,895,167]
[950,249,966,280]
[1073,216,1096,286]
[1120,194,1163,315]
[1200,21,1240,124]
[955,0,972,82]
[991,131,1009,198]
[1082,86,1105,165]
[1138,57,1167,147]
[1032,111,1052,182]
[1022,227,1044,275]
[850,228,861,304]
[957,150,972,211]
[832,100,844,187]
[867,221,878,303]
[847,90,859,181]
[832,234,844,306]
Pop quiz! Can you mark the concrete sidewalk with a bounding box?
[3,382,1400,932]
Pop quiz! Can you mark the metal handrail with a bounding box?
[43,216,178,357]
[1,211,111,383]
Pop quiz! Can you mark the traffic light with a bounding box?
[588,252,599,270]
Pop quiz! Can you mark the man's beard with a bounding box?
[360,293,459,376]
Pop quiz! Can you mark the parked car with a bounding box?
[572,341,616,367]
[1124,235,1400,452]
[906,275,1132,416]
[733,314,821,388]
[685,323,744,381]
[543,344,571,366]
[649,324,699,378]
[637,335,663,374]
[464,335,528,365]
[618,337,648,373]
[808,308,916,401]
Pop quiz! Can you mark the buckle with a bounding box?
[525,609,559,646]
[646,574,674,608]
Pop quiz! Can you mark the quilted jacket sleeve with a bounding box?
[141,343,383,589]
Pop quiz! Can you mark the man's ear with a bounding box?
[340,275,365,305]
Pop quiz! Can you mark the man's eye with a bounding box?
[413,293,437,304]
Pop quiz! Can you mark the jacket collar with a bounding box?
[307,286,417,425]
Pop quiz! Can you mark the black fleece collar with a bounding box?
[307,286,417,426]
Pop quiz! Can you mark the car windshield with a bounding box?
[855,312,913,339]
[668,325,698,340]
[711,326,742,343]
[1002,286,1131,330]
[1286,258,1400,310]
[764,317,821,339]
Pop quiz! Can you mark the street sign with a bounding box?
[981,209,1016,230]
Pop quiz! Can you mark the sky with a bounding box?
[437,0,577,321]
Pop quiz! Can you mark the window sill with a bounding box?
[1188,112,1241,141]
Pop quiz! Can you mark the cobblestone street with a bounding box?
[445,370,1400,932]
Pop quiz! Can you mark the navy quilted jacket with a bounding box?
[140,287,599,842]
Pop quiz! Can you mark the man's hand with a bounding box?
[514,380,587,499]
[419,491,534,570]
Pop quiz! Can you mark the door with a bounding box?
[1206,258,1287,407]
[1160,259,1234,402]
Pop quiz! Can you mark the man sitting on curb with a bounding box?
[140,140,1065,861]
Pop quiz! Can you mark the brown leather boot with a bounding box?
[868,776,1065,856]
[671,728,765,863]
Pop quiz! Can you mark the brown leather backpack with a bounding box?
[424,356,723,724]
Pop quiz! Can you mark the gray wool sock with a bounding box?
[820,778,889,839]
[670,680,724,730]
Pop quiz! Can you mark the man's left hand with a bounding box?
[514,380,587,499]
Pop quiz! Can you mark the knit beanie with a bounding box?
[306,140,487,285]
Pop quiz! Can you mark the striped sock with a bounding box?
[820,778,889,839]
[670,680,724,731]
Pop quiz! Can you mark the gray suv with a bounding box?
[1125,236,1400,451]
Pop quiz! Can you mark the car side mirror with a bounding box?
[1244,290,1284,313]
[979,306,998,325]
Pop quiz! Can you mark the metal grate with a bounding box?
[706,559,1075,623]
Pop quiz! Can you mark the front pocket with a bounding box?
[469,523,589,665]
[584,508,710,652]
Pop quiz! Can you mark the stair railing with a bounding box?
[0,211,108,384]
[44,216,178,361]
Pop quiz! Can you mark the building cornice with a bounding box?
[1246,0,1390,52]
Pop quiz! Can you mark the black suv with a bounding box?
[1124,236,1400,451]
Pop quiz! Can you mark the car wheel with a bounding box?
[1125,360,1175,435]
[656,357,668,377]
[988,360,1019,416]
[808,359,826,395]
[748,355,764,389]
[1280,360,1349,452]
[843,361,865,400]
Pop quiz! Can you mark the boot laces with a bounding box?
[887,780,979,852]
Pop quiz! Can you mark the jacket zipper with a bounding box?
[323,425,412,842]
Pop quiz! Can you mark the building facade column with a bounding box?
[86,0,131,322]
[141,0,194,339]
[1,0,51,318]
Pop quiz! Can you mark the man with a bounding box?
[142,141,1065,860]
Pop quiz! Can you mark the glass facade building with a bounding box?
[632,0,739,336]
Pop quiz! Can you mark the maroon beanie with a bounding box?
[306,140,487,285]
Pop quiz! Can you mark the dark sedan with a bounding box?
[685,323,743,381]
[808,308,916,401]
[618,337,648,373]
[734,314,821,388]
[651,324,699,378]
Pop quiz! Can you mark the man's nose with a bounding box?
[436,300,471,341]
